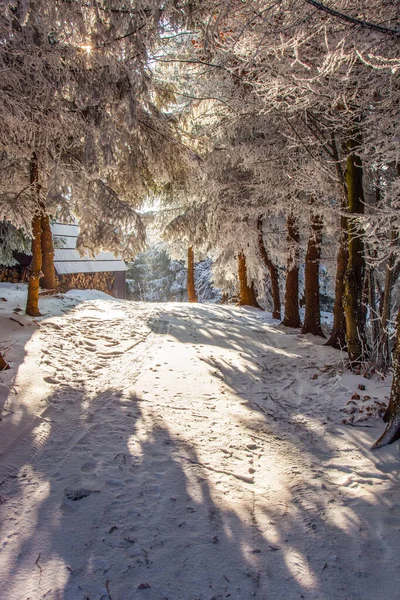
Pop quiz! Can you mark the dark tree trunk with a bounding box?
[26,153,43,317]
[257,217,281,319]
[281,213,301,328]
[187,246,198,303]
[343,135,367,366]
[40,213,56,290]
[367,265,380,357]
[326,215,348,349]
[373,305,400,448]
[326,133,348,348]
[238,252,261,308]
[377,226,399,370]
[0,354,9,371]
[302,210,325,337]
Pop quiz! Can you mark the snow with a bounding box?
[64,289,120,302]
[0,283,399,600]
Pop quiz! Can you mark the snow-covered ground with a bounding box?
[0,283,399,600]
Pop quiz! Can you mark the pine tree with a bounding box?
[282,213,302,328]
[302,209,325,337]
[237,253,261,309]
[343,134,368,365]
[187,246,198,303]
[373,306,400,448]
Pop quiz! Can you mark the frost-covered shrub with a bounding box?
[195,258,222,303]
[0,221,31,267]
[127,246,221,303]
[127,246,187,302]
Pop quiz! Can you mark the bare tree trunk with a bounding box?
[40,213,56,290]
[257,217,281,319]
[326,215,348,348]
[302,210,325,337]
[0,354,9,370]
[326,133,348,348]
[343,136,367,366]
[379,266,394,369]
[377,226,399,370]
[282,213,301,328]
[26,153,43,317]
[187,246,198,303]
[238,252,261,308]
[373,305,400,448]
[366,265,380,358]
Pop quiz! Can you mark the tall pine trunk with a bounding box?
[343,135,367,366]
[326,215,348,349]
[238,252,261,308]
[187,246,198,303]
[26,153,43,317]
[326,134,348,348]
[377,226,399,370]
[40,213,56,290]
[365,263,380,361]
[302,210,325,337]
[257,217,281,319]
[373,305,400,448]
[281,213,301,328]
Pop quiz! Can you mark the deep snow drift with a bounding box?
[0,284,399,600]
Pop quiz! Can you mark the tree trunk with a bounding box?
[343,136,367,366]
[366,265,380,359]
[326,133,348,348]
[281,213,301,328]
[325,215,348,349]
[26,153,43,317]
[238,252,261,308]
[187,246,198,303]
[40,213,56,290]
[377,226,399,371]
[302,211,325,337]
[257,217,281,319]
[373,305,400,449]
[0,354,9,370]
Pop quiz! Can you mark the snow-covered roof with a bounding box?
[52,222,127,275]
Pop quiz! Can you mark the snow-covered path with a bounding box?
[1,295,400,600]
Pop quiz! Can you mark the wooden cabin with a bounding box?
[0,222,128,299]
[52,223,127,299]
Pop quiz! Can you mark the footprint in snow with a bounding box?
[80,459,97,473]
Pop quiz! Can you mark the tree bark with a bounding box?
[0,354,9,370]
[40,213,56,290]
[326,215,348,348]
[281,213,301,328]
[301,210,325,337]
[377,226,399,370]
[187,246,198,302]
[238,252,261,308]
[26,153,43,317]
[326,133,348,348]
[257,217,281,319]
[368,266,380,349]
[373,305,400,448]
[343,136,367,366]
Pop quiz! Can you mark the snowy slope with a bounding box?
[0,284,399,600]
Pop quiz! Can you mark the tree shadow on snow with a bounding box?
[0,381,380,600]
[0,292,121,470]
[1,299,400,599]
[145,303,400,599]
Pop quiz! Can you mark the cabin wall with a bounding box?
[112,271,126,299]
[57,271,116,297]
